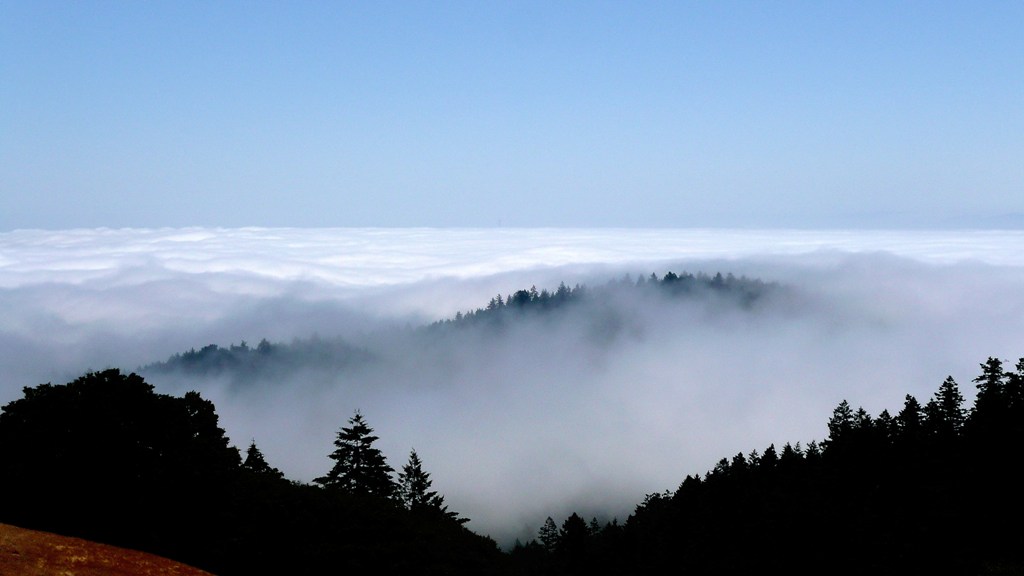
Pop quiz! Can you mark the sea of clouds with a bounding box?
[2,227,1024,544]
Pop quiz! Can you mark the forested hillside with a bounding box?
[142,336,373,383]
[0,370,503,575]
[428,270,774,329]
[141,270,777,383]
[511,357,1024,575]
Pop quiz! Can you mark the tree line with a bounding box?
[140,270,777,387]
[0,370,502,575]
[2,356,1021,574]
[141,335,371,383]
[509,357,1024,575]
[429,270,776,330]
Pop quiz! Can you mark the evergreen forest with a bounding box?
[141,270,776,385]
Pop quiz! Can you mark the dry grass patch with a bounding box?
[0,523,213,576]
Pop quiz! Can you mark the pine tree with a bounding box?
[398,449,462,521]
[972,357,1006,424]
[731,451,750,473]
[826,399,854,446]
[896,394,923,440]
[558,512,589,556]
[1007,358,1024,412]
[804,440,822,461]
[853,407,873,431]
[538,517,559,552]
[759,444,778,470]
[242,440,284,479]
[780,442,803,466]
[314,411,396,499]
[925,376,965,438]
[875,409,896,443]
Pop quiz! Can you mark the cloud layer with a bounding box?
[3,227,1024,543]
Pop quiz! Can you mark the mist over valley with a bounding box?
[3,228,1023,545]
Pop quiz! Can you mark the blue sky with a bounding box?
[2,1,1022,230]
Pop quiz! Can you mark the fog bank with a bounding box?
[2,228,1023,543]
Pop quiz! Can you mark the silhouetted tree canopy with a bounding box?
[141,335,373,387]
[513,355,1024,575]
[428,270,777,332]
[398,449,463,523]
[0,370,503,575]
[0,369,240,567]
[141,271,778,392]
[3,310,1024,575]
[314,410,397,499]
[242,439,284,479]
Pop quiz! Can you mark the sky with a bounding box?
[2,1,1023,230]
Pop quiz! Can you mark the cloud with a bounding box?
[2,227,1024,544]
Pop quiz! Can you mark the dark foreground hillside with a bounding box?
[0,370,507,575]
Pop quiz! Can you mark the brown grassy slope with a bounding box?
[0,523,213,576]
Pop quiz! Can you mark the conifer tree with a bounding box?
[558,513,589,556]
[398,449,462,521]
[925,376,965,438]
[314,411,396,499]
[826,400,854,448]
[896,394,924,441]
[972,357,1006,423]
[538,517,559,552]
[804,440,822,461]
[242,440,284,479]
[731,451,750,473]
[853,407,873,430]
[1007,358,1024,412]
[780,442,803,466]
[759,443,778,469]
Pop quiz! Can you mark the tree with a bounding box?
[853,407,874,431]
[538,516,559,552]
[398,449,439,509]
[972,357,1006,426]
[397,449,463,522]
[0,369,241,566]
[875,410,896,443]
[826,400,854,448]
[1007,358,1024,412]
[780,442,803,466]
[558,512,589,559]
[242,440,284,479]
[896,394,924,441]
[925,376,965,438]
[804,440,822,461]
[314,411,396,499]
[731,451,750,473]
[759,443,778,470]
